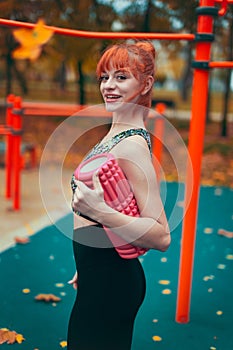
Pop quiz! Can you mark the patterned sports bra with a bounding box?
[84,127,152,160]
[71,128,152,192]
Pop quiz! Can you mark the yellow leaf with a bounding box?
[15,333,25,344]
[22,288,31,294]
[216,310,223,315]
[162,288,172,295]
[152,335,162,342]
[158,280,170,285]
[60,340,67,347]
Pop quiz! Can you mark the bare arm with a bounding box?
[72,136,170,251]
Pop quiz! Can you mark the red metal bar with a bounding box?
[0,18,195,41]
[176,0,215,323]
[152,104,166,181]
[0,126,12,135]
[209,61,233,68]
[217,0,228,15]
[5,94,15,199]
[215,0,233,2]
[12,96,22,210]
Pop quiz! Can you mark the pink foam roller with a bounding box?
[74,153,148,259]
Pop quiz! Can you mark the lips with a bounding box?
[105,94,121,102]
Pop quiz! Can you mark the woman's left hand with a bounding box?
[72,172,106,220]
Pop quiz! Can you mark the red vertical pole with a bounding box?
[153,103,166,181]
[5,94,15,199]
[176,0,215,323]
[12,96,22,210]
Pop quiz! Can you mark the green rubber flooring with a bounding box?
[0,183,232,349]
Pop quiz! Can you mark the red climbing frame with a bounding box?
[0,0,232,323]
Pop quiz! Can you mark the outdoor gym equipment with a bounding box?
[0,0,232,324]
[74,152,149,259]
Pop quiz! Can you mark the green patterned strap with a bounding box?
[85,128,152,160]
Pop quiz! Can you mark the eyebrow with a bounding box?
[101,68,130,74]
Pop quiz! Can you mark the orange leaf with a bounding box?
[12,46,42,61]
[15,236,30,244]
[0,328,25,345]
[35,293,61,302]
[12,18,53,61]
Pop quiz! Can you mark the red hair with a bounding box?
[96,41,156,108]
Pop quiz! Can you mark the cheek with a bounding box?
[100,84,104,96]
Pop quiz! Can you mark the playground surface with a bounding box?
[0,168,232,349]
[0,168,72,252]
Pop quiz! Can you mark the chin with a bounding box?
[104,101,123,112]
[104,101,135,113]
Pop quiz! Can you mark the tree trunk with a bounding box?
[6,52,13,96]
[142,0,152,32]
[77,60,85,105]
[221,11,233,137]
[12,61,28,95]
[180,42,193,101]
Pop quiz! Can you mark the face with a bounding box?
[99,67,143,112]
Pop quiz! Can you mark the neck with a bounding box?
[110,104,147,131]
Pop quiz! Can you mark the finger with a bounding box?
[92,171,103,194]
[68,279,78,289]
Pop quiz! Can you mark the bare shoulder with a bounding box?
[112,134,152,166]
[110,134,163,219]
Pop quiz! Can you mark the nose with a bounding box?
[104,76,116,89]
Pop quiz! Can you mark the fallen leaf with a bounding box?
[226,254,233,260]
[203,275,215,281]
[60,340,67,347]
[217,264,226,270]
[204,227,213,234]
[216,310,223,315]
[158,280,170,285]
[0,328,25,344]
[35,293,61,302]
[15,236,30,244]
[22,288,31,294]
[15,333,25,344]
[55,283,65,288]
[152,335,162,342]
[162,289,172,295]
[160,257,167,263]
[218,229,233,238]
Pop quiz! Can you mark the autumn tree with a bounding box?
[0,0,39,95]
[220,5,233,137]
[0,0,117,102]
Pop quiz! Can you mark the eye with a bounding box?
[99,75,108,82]
[116,74,127,80]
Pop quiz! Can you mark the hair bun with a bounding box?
[135,41,156,60]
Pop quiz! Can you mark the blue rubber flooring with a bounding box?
[0,183,232,349]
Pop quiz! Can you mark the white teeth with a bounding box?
[106,95,120,99]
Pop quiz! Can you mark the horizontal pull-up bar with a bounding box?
[209,61,233,68]
[0,18,195,41]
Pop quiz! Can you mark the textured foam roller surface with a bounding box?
[74,153,148,259]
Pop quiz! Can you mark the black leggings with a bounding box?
[67,226,146,350]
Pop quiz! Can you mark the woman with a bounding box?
[67,41,170,350]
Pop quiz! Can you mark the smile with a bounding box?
[105,94,121,101]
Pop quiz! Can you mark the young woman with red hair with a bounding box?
[67,41,170,350]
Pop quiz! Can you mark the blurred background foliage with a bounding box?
[0,0,232,185]
[0,1,232,131]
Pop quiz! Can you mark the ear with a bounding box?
[141,76,154,95]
